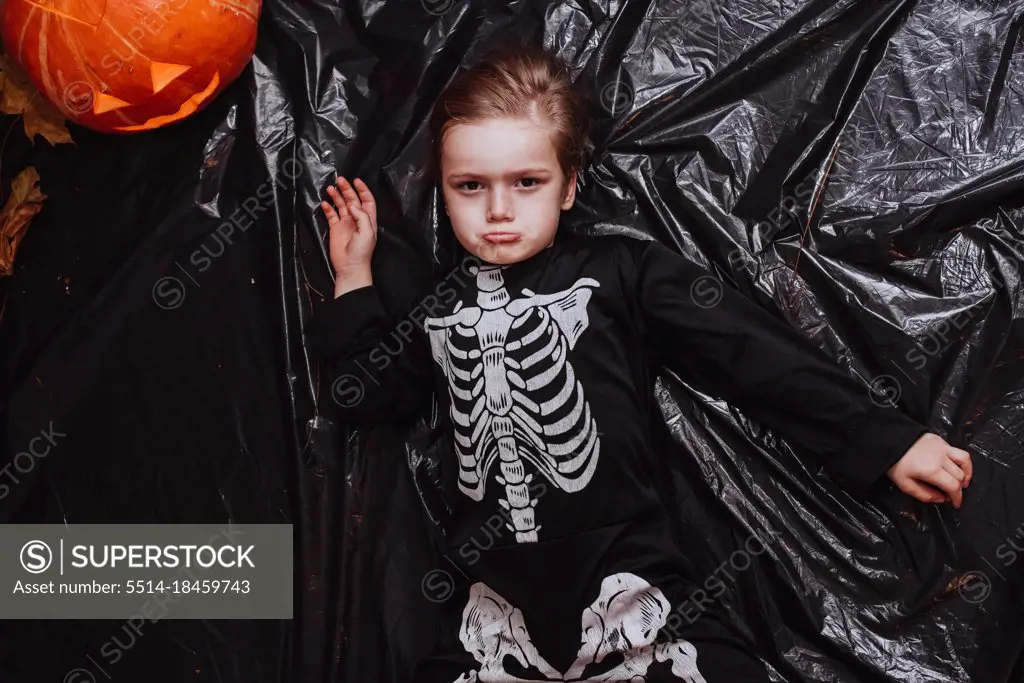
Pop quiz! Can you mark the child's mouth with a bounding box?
[482,232,521,244]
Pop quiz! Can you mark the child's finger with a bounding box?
[347,201,372,233]
[948,448,973,486]
[942,459,966,487]
[900,478,947,504]
[926,470,963,508]
[325,186,350,221]
[337,177,360,210]
[320,200,339,224]
[352,178,377,223]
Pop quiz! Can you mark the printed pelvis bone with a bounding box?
[453,572,708,682]
[424,265,602,543]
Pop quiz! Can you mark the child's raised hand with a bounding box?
[886,433,973,508]
[321,176,378,277]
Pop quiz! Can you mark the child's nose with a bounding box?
[486,190,514,221]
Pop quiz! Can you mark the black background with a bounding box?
[2,1,1023,682]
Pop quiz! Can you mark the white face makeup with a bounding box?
[439,116,576,265]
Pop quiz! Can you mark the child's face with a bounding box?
[439,116,576,265]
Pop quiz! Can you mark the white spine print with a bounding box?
[424,264,601,543]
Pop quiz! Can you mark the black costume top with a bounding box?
[308,231,928,682]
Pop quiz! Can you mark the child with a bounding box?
[310,46,973,683]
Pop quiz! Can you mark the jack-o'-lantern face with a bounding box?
[1,0,261,133]
[63,60,224,132]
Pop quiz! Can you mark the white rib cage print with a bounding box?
[424,264,602,543]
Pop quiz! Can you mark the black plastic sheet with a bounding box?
[2,1,1024,682]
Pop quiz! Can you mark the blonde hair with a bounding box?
[428,44,591,185]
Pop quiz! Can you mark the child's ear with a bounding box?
[560,170,578,210]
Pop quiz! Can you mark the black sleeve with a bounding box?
[629,239,929,491]
[307,285,433,423]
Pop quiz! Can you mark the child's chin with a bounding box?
[473,241,548,265]
[474,244,520,264]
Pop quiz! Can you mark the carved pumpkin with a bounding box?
[1,0,261,133]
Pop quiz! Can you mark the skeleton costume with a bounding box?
[309,232,929,683]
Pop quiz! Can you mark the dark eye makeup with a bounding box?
[457,178,541,191]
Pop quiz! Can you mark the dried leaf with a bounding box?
[0,166,47,277]
[23,98,73,145]
[0,54,33,115]
[0,55,73,146]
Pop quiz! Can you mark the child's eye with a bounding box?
[457,178,541,191]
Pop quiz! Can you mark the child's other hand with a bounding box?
[886,433,973,508]
[321,176,378,278]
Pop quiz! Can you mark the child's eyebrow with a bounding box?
[447,168,554,181]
